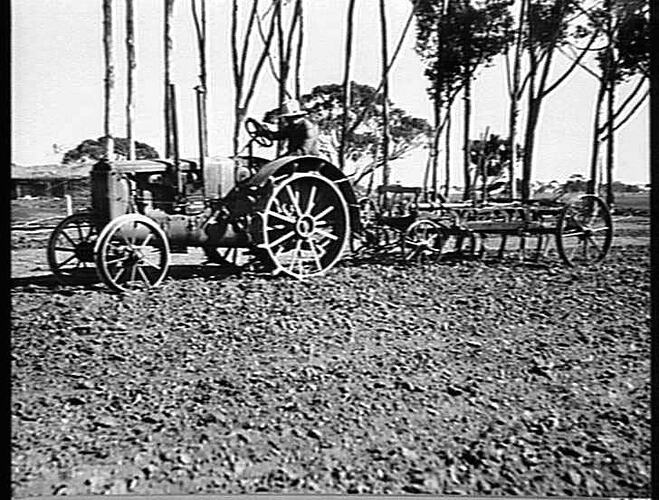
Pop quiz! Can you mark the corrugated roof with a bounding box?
[11,163,93,180]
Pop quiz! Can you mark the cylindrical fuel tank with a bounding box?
[91,160,131,226]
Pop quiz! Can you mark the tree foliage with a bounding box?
[263,82,431,182]
[62,137,159,164]
[413,0,513,102]
[412,0,513,197]
[575,0,649,81]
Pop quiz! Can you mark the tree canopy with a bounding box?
[576,0,650,82]
[62,137,159,164]
[413,0,513,102]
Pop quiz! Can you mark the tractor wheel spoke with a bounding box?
[112,266,127,283]
[269,230,296,248]
[265,210,296,224]
[315,228,338,241]
[60,230,76,247]
[140,233,154,249]
[140,256,162,271]
[137,266,152,285]
[313,205,334,221]
[304,184,318,216]
[55,254,78,269]
[285,185,303,217]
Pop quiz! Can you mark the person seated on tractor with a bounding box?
[260,99,320,156]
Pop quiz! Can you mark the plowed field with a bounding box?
[11,228,650,496]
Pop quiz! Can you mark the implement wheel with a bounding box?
[94,214,171,292]
[402,219,441,264]
[47,212,99,284]
[254,172,350,278]
[556,195,612,267]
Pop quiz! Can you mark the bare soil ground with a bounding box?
[11,212,650,497]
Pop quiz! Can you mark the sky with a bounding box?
[11,0,650,186]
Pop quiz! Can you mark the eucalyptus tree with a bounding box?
[516,0,600,200]
[567,0,649,205]
[413,0,512,200]
[62,138,159,164]
[413,0,462,198]
[504,0,527,197]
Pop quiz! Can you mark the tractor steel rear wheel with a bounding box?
[47,212,99,284]
[95,214,171,292]
[556,195,612,267]
[254,172,350,278]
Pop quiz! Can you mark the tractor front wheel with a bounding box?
[94,214,171,292]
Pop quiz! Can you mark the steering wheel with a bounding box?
[245,118,273,147]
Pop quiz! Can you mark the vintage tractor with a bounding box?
[47,117,360,292]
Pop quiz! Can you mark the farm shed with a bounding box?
[11,164,92,199]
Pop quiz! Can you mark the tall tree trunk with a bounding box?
[103,0,115,160]
[276,0,285,156]
[588,79,606,195]
[605,73,615,207]
[520,0,571,201]
[604,0,615,208]
[462,70,472,201]
[508,0,526,199]
[431,0,445,200]
[164,0,174,158]
[507,96,518,198]
[431,95,442,199]
[192,0,208,157]
[424,99,439,199]
[378,0,390,187]
[294,0,304,100]
[233,108,246,158]
[521,36,538,203]
[423,154,431,199]
[522,96,540,201]
[444,103,451,199]
[125,0,135,160]
[340,0,356,171]
[230,0,242,156]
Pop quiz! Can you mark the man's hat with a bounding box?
[277,99,308,117]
